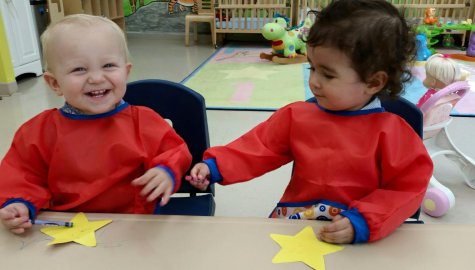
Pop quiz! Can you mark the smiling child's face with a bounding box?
[43,23,131,115]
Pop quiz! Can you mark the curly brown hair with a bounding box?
[305,0,415,98]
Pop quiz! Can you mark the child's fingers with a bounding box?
[131,175,147,186]
[132,169,157,186]
[188,177,210,191]
[146,181,171,203]
[189,171,196,179]
[0,208,16,220]
[197,180,210,191]
[2,216,28,227]
[190,164,210,180]
[158,186,172,206]
[15,204,30,218]
[140,179,160,197]
[318,216,354,244]
[0,203,26,219]
[320,215,348,232]
[194,181,209,191]
[2,217,31,233]
[318,227,353,244]
[189,166,201,178]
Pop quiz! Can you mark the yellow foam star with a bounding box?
[40,212,112,247]
[221,66,278,80]
[270,226,344,270]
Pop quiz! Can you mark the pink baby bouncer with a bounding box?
[420,81,475,217]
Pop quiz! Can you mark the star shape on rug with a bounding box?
[221,66,278,80]
[40,212,112,247]
[270,225,344,270]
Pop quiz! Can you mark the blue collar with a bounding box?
[313,98,385,116]
[59,100,129,120]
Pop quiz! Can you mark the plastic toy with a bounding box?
[424,7,438,25]
[467,31,475,57]
[415,33,432,61]
[420,81,473,217]
[442,34,455,47]
[447,31,475,61]
[416,22,475,52]
[417,54,475,217]
[417,54,464,108]
[260,16,311,64]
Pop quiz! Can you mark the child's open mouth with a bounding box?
[86,89,110,97]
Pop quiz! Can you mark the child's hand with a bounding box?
[0,203,32,234]
[185,163,211,191]
[318,215,354,244]
[132,167,174,206]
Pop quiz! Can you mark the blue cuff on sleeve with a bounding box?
[2,198,37,220]
[340,208,370,243]
[156,165,177,192]
[202,158,222,184]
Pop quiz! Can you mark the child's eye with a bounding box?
[309,67,334,79]
[104,63,116,68]
[72,67,86,72]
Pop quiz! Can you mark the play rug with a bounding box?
[183,44,475,116]
[181,43,307,111]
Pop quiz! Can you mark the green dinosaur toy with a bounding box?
[260,17,312,64]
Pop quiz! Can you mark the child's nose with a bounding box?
[309,74,321,89]
[87,70,105,83]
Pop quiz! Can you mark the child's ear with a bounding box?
[365,71,388,95]
[43,71,63,96]
[126,63,132,76]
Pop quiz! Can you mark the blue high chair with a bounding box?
[124,79,215,216]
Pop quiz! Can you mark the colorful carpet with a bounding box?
[182,43,307,111]
[182,44,475,116]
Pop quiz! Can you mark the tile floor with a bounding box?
[1,33,474,224]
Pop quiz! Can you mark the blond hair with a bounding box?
[425,53,462,85]
[41,14,129,71]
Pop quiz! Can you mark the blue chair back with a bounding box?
[124,79,215,216]
[380,97,423,139]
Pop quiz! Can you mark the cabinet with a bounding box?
[48,0,125,30]
[0,0,43,77]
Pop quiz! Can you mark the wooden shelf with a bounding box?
[48,0,125,30]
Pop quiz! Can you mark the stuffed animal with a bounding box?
[261,17,306,58]
[424,8,438,25]
[260,17,312,64]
